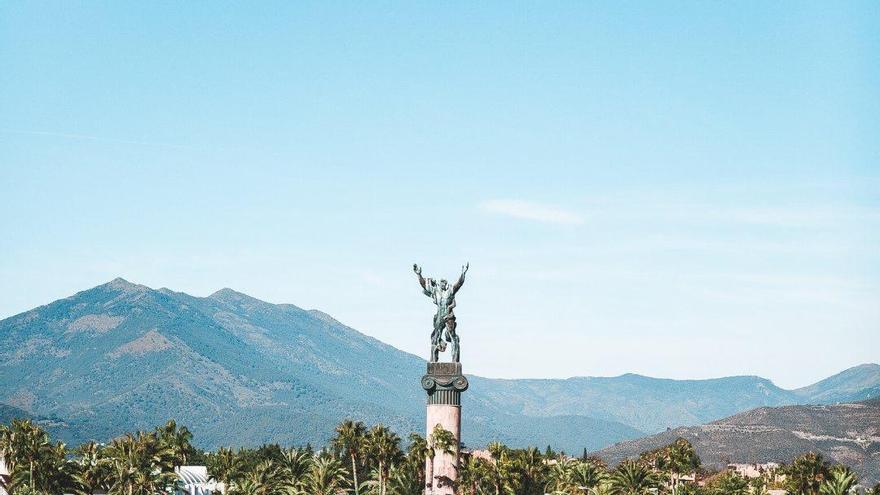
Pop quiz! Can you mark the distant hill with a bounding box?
[793,364,880,404]
[593,400,880,484]
[0,403,86,442]
[0,403,38,424]
[1,279,878,453]
[470,373,799,434]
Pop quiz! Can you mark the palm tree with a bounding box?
[590,481,616,495]
[516,446,546,495]
[609,461,659,495]
[785,453,831,495]
[303,456,348,495]
[4,419,50,490]
[103,431,176,495]
[156,419,195,466]
[750,477,769,495]
[22,420,48,489]
[8,440,74,495]
[228,477,261,495]
[572,461,606,494]
[73,441,112,495]
[278,447,311,490]
[230,460,294,495]
[458,456,493,495]
[819,467,857,495]
[406,432,429,490]
[0,423,10,494]
[544,459,606,494]
[487,442,508,495]
[708,472,749,495]
[334,420,366,495]
[207,446,244,492]
[487,442,506,461]
[0,421,18,491]
[546,458,578,495]
[385,463,420,495]
[39,441,77,495]
[665,439,700,494]
[546,458,605,495]
[485,443,518,495]
[0,419,67,494]
[365,425,401,495]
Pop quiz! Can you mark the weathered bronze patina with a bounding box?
[413,263,468,362]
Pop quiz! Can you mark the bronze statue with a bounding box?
[413,263,468,363]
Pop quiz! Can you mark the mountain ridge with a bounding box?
[1,278,878,453]
[793,363,880,404]
[6,279,871,388]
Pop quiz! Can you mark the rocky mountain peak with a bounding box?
[209,287,262,304]
[103,277,149,293]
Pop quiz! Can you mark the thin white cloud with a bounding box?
[480,199,583,225]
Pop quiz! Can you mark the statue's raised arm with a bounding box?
[413,264,432,297]
[452,262,468,295]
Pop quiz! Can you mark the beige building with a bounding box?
[727,462,782,479]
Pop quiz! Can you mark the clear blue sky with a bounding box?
[1,2,878,388]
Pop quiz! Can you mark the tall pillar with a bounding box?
[422,362,468,495]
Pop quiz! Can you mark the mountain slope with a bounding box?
[0,278,639,451]
[794,364,880,404]
[470,373,799,434]
[592,400,880,484]
[1,279,877,453]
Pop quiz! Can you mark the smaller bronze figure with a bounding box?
[413,263,468,363]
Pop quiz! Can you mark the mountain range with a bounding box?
[1,278,878,454]
[594,398,880,484]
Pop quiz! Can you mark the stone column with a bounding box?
[421,362,468,495]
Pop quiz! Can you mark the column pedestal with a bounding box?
[422,362,468,495]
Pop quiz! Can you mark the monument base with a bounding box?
[422,362,468,495]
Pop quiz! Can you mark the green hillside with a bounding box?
[0,278,639,451]
[1,278,877,453]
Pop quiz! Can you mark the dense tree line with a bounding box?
[1,418,878,495]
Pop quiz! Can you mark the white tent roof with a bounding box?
[175,466,209,485]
